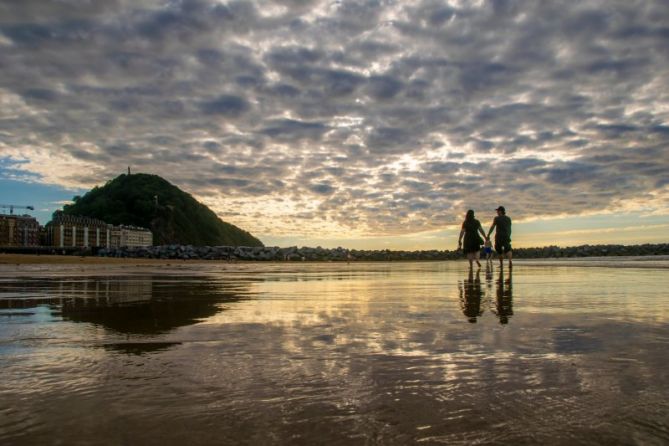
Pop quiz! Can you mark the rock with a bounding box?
[96,243,669,262]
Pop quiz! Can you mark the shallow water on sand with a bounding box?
[1,260,669,445]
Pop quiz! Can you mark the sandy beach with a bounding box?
[0,253,222,266]
[2,253,669,272]
[0,254,230,277]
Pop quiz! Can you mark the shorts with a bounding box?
[495,238,512,254]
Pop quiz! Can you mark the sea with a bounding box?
[1,258,668,445]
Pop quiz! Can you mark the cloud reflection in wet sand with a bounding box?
[1,262,669,444]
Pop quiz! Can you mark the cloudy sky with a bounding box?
[0,0,668,249]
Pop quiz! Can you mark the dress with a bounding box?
[462,219,483,254]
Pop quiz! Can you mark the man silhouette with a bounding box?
[487,206,512,268]
[494,268,513,325]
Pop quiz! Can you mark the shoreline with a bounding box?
[0,255,667,280]
[1,253,668,266]
[0,253,237,266]
[0,253,230,265]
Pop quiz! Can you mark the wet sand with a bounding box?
[3,253,668,266]
[1,260,669,445]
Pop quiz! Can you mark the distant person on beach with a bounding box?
[487,206,512,268]
[458,209,487,269]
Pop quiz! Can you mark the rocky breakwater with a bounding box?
[97,243,669,261]
[98,245,460,261]
[514,243,669,258]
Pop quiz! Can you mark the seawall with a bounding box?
[97,243,669,261]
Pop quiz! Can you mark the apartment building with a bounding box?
[108,225,153,248]
[45,213,153,248]
[46,213,112,248]
[0,214,40,247]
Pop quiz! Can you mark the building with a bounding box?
[116,225,153,248]
[0,214,40,247]
[45,213,153,249]
[46,213,112,248]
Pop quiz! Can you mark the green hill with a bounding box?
[59,173,263,247]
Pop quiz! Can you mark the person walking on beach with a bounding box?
[487,206,512,268]
[458,210,487,269]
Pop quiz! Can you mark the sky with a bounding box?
[0,0,668,249]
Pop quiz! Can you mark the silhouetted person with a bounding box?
[487,205,512,269]
[458,209,487,269]
[459,269,483,323]
[493,268,513,325]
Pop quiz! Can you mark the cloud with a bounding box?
[0,0,668,240]
[200,95,250,116]
[260,119,328,141]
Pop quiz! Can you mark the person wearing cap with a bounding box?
[487,206,512,268]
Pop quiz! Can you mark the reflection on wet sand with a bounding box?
[459,269,483,323]
[493,267,513,324]
[0,276,250,336]
[459,265,514,324]
[101,341,182,355]
[2,263,669,445]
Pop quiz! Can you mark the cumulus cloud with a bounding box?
[0,0,668,239]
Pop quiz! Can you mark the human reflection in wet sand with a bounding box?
[485,260,494,283]
[492,268,513,324]
[459,268,483,323]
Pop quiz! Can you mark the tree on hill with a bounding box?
[58,173,263,247]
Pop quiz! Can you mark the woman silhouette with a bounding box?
[458,209,487,269]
